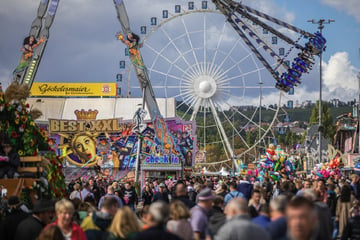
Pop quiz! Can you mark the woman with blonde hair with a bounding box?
[47,198,86,240]
[106,206,141,240]
[166,200,193,240]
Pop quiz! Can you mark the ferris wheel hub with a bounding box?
[193,75,217,99]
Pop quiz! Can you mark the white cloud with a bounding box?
[322,52,359,101]
[322,0,360,22]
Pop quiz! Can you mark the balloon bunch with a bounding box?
[254,144,296,181]
[312,155,342,179]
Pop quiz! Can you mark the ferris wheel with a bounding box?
[115,0,325,170]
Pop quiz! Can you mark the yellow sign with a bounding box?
[49,119,125,133]
[30,83,116,97]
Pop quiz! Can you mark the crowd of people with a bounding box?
[1,173,360,240]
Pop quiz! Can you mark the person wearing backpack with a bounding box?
[224,182,244,206]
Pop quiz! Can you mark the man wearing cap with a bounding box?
[14,199,54,240]
[1,196,29,240]
[190,188,214,240]
[152,182,169,203]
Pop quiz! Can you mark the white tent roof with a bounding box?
[26,97,176,121]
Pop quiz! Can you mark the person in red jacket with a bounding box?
[47,199,87,240]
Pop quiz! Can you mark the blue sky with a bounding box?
[0,0,359,107]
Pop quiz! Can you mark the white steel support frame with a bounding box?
[208,99,238,169]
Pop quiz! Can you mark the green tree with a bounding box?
[309,100,335,141]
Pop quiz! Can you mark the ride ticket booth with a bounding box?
[140,154,183,182]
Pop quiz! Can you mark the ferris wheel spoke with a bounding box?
[209,98,235,160]
[216,102,251,149]
[217,67,265,84]
[181,96,200,120]
[221,99,268,133]
[218,85,273,89]
[190,97,202,121]
[203,13,207,74]
[159,26,199,76]
[148,68,185,82]
[209,21,228,75]
[214,41,264,80]
[145,43,195,80]
[180,91,197,107]
[211,38,243,77]
[181,17,202,76]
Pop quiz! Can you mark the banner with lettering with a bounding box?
[47,109,196,172]
[31,83,116,97]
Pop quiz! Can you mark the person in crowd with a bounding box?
[105,206,141,240]
[215,183,228,198]
[237,176,253,201]
[252,203,271,229]
[81,197,119,240]
[152,182,169,203]
[133,201,181,240]
[215,197,270,240]
[69,183,81,200]
[248,190,262,217]
[15,199,55,240]
[0,140,20,178]
[190,182,202,202]
[142,184,153,206]
[36,225,65,240]
[266,195,287,240]
[285,196,319,240]
[315,179,327,203]
[172,182,196,209]
[138,205,150,230]
[209,195,226,236]
[47,199,86,240]
[350,174,359,200]
[190,188,214,240]
[336,182,355,237]
[224,182,244,206]
[80,182,95,202]
[341,201,360,240]
[123,182,138,211]
[299,188,333,240]
[88,177,101,204]
[77,201,97,223]
[327,183,339,239]
[167,200,194,240]
[98,185,123,209]
[2,196,29,240]
[262,177,273,203]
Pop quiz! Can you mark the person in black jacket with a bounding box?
[142,184,153,206]
[172,182,195,209]
[209,195,226,236]
[1,196,29,240]
[14,199,54,240]
[152,183,169,203]
[123,182,138,211]
[0,140,20,178]
[341,202,360,240]
[327,183,339,239]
